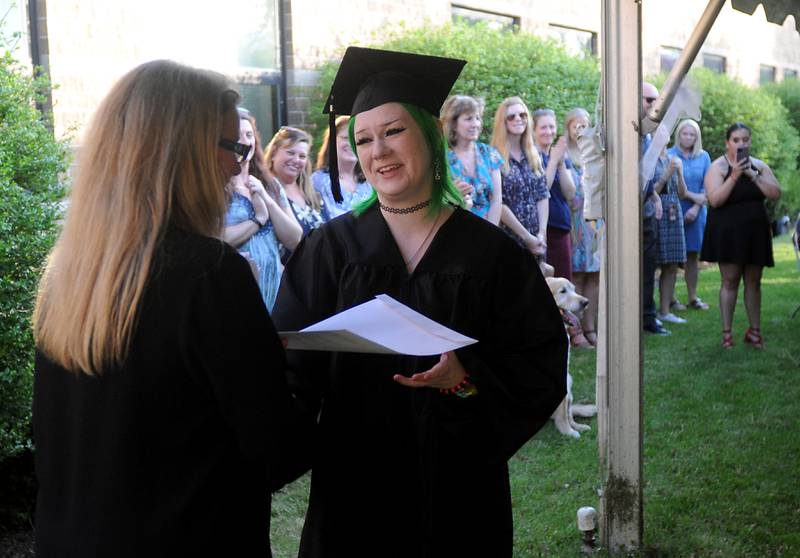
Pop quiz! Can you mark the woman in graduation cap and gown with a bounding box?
[271,47,568,558]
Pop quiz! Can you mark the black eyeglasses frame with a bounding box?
[218,138,252,163]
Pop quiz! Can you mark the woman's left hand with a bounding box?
[683,204,699,224]
[393,351,466,390]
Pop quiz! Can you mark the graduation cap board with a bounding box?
[323,46,467,202]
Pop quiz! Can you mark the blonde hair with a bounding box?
[441,95,484,147]
[33,60,239,374]
[264,126,319,211]
[564,107,591,169]
[490,96,542,175]
[673,118,703,158]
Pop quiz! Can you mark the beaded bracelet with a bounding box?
[439,372,478,399]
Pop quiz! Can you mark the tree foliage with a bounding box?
[0,36,69,461]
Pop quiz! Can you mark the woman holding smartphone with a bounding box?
[701,123,781,348]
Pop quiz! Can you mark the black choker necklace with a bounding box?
[379,199,431,215]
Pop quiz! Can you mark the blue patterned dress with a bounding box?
[667,147,710,253]
[312,170,373,218]
[224,187,285,310]
[654,156,687,265]
[447,142,504,220]
[501,151,549,247]
[568,160,604,273]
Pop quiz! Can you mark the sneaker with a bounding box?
[655,317,663,327]
[688,298,710,310]
[670,299,687,311]
[657,312,687,324]
[644,323,671,336]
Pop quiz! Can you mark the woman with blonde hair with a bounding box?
[491,96,549,258]
[312,115,372,217]
[565,107,603,346]
[533,108,577,280]
[223,109,302,309]
[32,60,312,556]
[667,118,712,311]
[266,126,329,245]
[441,94,503,224]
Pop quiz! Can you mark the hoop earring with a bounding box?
[434,159,442,181]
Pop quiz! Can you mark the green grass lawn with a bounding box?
[270,236,800,557]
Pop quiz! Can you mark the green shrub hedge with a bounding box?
[307,21,600,149]
[653,69,800,217]
[0,43,69,461]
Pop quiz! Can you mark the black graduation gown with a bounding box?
[33,230,314,557]
[272,205,567,558]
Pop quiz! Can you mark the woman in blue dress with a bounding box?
[223,110,302,310]
[667,119,712,311]
[312,115,373,218]
[441,95,504,225]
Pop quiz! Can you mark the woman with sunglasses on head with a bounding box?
[272,48,566,558]
[223,110,302,310]
[441,95,504,224]
[31,61,313,557]
[533,108,576,280]
[701,122,781,348]
[491,96,549,262]
[266,127,329,253]
[312,115,373,218]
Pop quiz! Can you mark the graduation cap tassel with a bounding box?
[328,101,343,204]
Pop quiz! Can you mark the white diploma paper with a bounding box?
[280,294,478,356]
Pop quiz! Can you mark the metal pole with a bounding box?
[643,0,726,132]
[600,0,643,552]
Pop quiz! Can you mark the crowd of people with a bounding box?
[29,48,782,557]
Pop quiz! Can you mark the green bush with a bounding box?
[0,40,69,461]
[653,69,800,217]
[307,21,600,149]
[762,78,800,136]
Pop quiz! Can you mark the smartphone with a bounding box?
[736,146,750,163]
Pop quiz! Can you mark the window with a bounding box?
[702,53,726,75]
[237,72,282,139]
[784,69,798,80]
[660,47,681,74]
[451,5,518,31]
[547,24,598,57]
[760,64,777,84]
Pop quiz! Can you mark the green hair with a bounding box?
[348,103,465,217]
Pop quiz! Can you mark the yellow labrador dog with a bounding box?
[545,277,598,439]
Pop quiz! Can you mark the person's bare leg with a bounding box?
[569,272,592,348]
[659,264,678,316]
[718,263,743,332]
[581,272,600,343]
[685,252,699,302]
[742,264,763,331]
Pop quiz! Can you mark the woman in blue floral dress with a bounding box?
[223,111,302,310]
[441,95,503,224]
[312,115,372,218]
[565,108,603,346]
[490,96,548,259]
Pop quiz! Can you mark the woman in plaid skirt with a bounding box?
[654,146,689,325]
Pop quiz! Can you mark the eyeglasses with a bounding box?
[506,112,528,122]
[218,138,251,163]
[643,96,658,104]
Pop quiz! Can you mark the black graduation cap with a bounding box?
[323,46,466,202]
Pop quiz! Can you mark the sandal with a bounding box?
[688,298,709,310]
[743,327,764,349]
[721,329,734,349]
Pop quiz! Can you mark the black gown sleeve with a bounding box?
[271,227,342,418]
[438,241,567,464]
[179,246,315,490]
